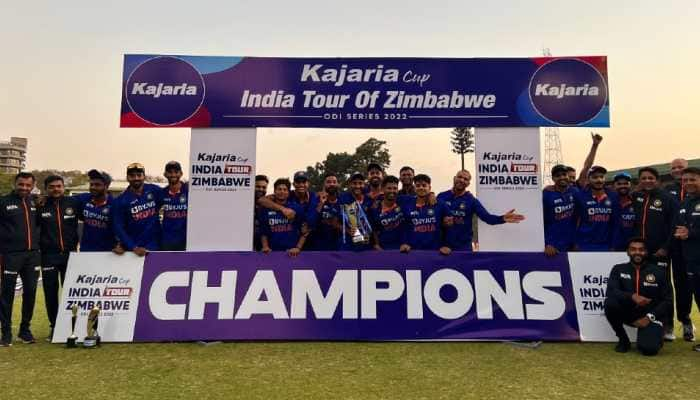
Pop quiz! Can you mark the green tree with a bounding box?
[450,127,475,170]
[0,173,14,195]
[305,138,391,191]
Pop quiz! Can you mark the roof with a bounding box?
[605,158,700,181]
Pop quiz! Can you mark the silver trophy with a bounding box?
[342,201,371,244]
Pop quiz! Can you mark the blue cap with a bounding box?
[613,172,632,182]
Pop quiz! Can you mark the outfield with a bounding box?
[1,291,697,400]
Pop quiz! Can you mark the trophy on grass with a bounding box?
[83,306,101,349]
[66,304,79,348]
[342,201,372,245]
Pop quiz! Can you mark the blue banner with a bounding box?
[133,251,581,341]
[120,55,610,129]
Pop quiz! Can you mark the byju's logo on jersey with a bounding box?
[125,56,205,126]
[529,58,607,126]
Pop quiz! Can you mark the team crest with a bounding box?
[180,195,186,203]
[102,207,110,215]
[395,206,401,212]
[653,199,662,208]
[645,274,656,283]
[605,200,611,206]
[427,209,435,216]
[147,193,154,200]
[459,203,466,210]
[65,207,74,216]
[695,204,700,212]
[445,201,451,206]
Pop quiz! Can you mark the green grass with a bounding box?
[1,290,698,399]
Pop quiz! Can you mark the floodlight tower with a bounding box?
[541,48,564,185]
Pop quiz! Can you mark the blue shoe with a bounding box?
[18,330,35,344]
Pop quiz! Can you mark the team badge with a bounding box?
[459,203,466,210]
[695,204,700,212]
[147,193,154,200]
[395,206,401,213]
[65,207,74,216]
[645,274,656,283]
[604,200,611,206]
[445,201,451,206]
[102,207,110,215]
[653,199,662,208]
[427,209,435,216]
[180,195,186,203]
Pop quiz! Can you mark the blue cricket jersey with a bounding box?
[614,195,636,251]
[161,184,188,248]
[259,200,304,251]
[437,190,504,251]
[310,197,343,251]
[339,192,374,251]
[574,188,620,251]
[369,200,406,250]
[401,198,448,250]
[542,187,578,252]
[75,193,116,252]
[112,184,164,251]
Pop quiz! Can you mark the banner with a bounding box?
[475,128,544,251]
[54,251,628,343]
[120,55,610,129]
[186,128,256,251]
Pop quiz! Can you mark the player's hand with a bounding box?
[503,209,525,223]
[632,294,651,307]
[443,216,454,227]
[654,248,668,258]
[282,207,296,221]
[400,244,411,253]
[112,244,126,255]
[261,246,272,254]
[674,226,689,240]
[427,192,437,206]
[133,247,148,257]
[544,245,559,257]
[633,316,651,328]
[301,223,311,236]
[439,246,452,256]
[591,132,603,146]
[288,247,301,257]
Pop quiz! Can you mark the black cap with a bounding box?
[367,163,383,173]
[588,165,607,176]
[551,164,568,177]
[349,171,365,181]
[165,161,182,172]
[293,171,308,182]
[126,162,145,174]
[88,169,112,186]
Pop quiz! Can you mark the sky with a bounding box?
[1,0,699,191]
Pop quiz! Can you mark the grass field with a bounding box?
[1,290,698,400]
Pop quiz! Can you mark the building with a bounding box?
[0,137,28,174]
[606,158,700,184]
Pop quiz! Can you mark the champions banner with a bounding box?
[120,55,610,129]
[54,251,628,343]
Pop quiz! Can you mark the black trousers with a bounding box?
[672,252,694,325]
[41,263,68,329]
[689,262,700,314]
[649,256,675,329]
[604,296,646,343]
[161,242,186,251]
[0,251,40,335]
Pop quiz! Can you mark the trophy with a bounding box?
[83,306,101,348]
[66,304,79,348]
[342,201,371,244]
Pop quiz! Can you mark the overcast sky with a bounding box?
[2,0,698,190]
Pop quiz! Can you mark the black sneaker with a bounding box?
[18,330,36,344]
[615,340,631,353]
[693,344,700,352]
[682,323,696,342]
[0,333,12,347]
[45,327,54,343]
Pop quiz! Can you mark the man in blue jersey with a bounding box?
[400,174,451,255]
[311,173,343,251]
[613,172,636,251]
[112,163,163,256]
[75,170,117,252]
[370,176,406,250]
[398,166,416,196]
[366,163,384,201]
[543,164,578,256]
[259,178,307,257]
[439,170,524,252]
[339,172,374,251]
[257,171,319,237]
[161,161,188,251]
[253,175,269,251]
[574,166,620,251]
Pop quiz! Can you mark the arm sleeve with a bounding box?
[473,198,505,225]
[112,198,136,251]
[605,265,632,302]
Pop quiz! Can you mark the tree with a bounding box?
[305,138,391,191]
[450,127,475,170]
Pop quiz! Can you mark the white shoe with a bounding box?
[664,332,677,341]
